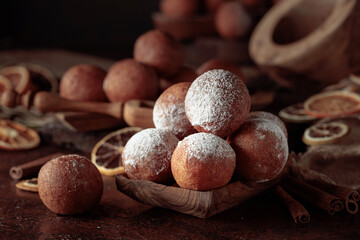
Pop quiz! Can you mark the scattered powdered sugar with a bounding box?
[122,128,179,175]
[179,132,236,163]
[53,155,90,191]
[185,69,250,134]
[153,100,194,139]
[248,111,287,137]
[251,119,289,161]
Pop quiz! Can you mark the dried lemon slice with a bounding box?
[302,122,349,146]
[304,91,360,118]
[16,178,38,192]
[279,103,316,123]
[91,127,142,176]
[0,119,40,150]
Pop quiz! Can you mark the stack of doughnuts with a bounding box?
[122,69,289,190]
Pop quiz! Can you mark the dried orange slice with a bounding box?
[91,127,142,176]
[304,91,360,118]
[0,66,31,94]
[302,122,349,146]
[322,78,360,93]
[16,178,38,192]
[279,103,316,123]
[0,119,40,150]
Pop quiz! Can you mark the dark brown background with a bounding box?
[1,0,160,59]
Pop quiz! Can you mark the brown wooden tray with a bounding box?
[115,174,279,218]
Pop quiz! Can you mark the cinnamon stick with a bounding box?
[9,153,63,180]
[272,185,310,224]
[281,176,344,215]
[290,157,359,214]
[304,178,359,214]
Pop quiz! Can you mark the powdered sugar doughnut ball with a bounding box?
[248,111,288,138]
[227,118,289,183]
[185,69,251,138]
[153,82,197,139]
[122,128,179,184]
[38,154,103,215]
[171,132,236,191]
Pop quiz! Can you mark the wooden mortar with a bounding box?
[249,0,360,91]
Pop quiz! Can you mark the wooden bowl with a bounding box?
[115,174,280,218]
[152,12,217,40]
[249,0,360,90]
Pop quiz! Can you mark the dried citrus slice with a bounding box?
[0,119,40,150]
[0,66,31,94]
[91,127,142,176]
[20,63,59,92]
[322,78,360,93]
[279,103,316,123]
[304,91,360,118]
[302,122,349,146]
[16,178,38,192]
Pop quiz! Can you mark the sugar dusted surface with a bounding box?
[179,132,235,163]
[185,69,250,135]
[153,83,196,139]
[122,128,179,176]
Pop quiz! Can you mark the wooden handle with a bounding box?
[123,99,155,128]
[33,91,124,119]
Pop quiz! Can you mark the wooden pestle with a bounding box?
[0,89,155,128]
[33,91,124,119]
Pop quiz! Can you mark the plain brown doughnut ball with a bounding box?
[247,111,288,138]
[227,118,289,183]
[59,64,107,102]
[215,1,252,40]
[153,82,197,139]
[133,29,185,77]
[103,59,159,102]
[122,128,179,184]
[171,132,236,191]
[38,154,103,215]
[160,0,200,17]
[159,66,198,92]
[185,69,251,138]
[196,58,244,82]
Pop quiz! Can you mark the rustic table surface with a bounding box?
[0,49,359,240]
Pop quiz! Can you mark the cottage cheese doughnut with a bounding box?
[153,82,197,140]
[185,69,251,138]
[60,64,107,102]
[134,29,184,77]
[171,132,236,191]
[122,128,179,184]
[248,111,288,138]
[103,59,159,102]
[38,154,103,215]
[227,118,289,183]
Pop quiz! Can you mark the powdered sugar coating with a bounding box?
[153,82,197,139]
[171,132,236,190]
[228,118,288,183]
[248,111,288,138]
[185,69,250,137]
[178,132,236,162]
[122,128,179,183]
